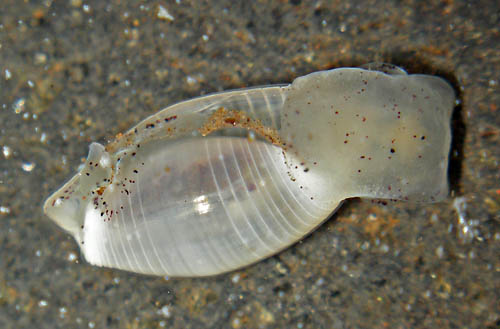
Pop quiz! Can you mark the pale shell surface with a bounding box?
[44,64,455,277]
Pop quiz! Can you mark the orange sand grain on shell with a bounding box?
[198,107,284,147]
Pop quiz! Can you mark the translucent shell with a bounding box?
[43,65,455,277]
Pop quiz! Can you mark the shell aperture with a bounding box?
[43,65,455,277]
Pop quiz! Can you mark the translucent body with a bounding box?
[44,65,455,277]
